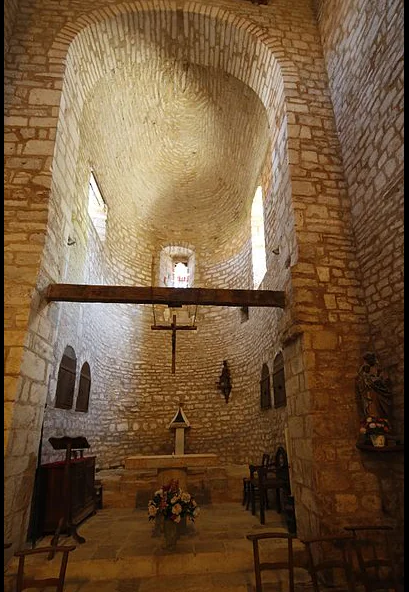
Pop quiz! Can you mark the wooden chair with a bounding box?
[300,534,357,592]
[14,545,76,592]
[243,453,270,509]
[246,531,297,592]
[250,447,290,525]
[344,525,402,592]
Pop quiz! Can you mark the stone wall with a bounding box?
[315,0,404,557]
[38,50,281,469]
[4,0,403,566]
[4,0,19,57]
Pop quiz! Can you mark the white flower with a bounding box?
[181,493,191,502]
[172,503,182,515]
[173,515,181,523]
[193,507,200,518]
[148,505,158,517]
[154,489,163,496]
[192,500,197,507]
[171,495,180,504]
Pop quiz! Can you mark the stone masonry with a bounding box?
[4,0,404,572]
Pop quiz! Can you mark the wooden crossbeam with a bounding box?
[45,284,285,308]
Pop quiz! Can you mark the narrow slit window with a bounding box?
[88,171,107,242]
[251,186,267,288]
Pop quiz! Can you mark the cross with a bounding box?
[151,314,197,373]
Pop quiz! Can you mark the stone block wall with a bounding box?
[4,0,403,566]
[4,0,19,57]
[315,0,404,433]
[315,0,404,557]
[37,35,281,470]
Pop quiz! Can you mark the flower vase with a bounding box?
[163,519,179,550]
[370,434,386,448]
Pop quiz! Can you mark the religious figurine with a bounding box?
[217,360,232,403]
[355,352,392,421]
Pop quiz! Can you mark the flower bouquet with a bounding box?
[148,480,199,549]
[360,416,390,447]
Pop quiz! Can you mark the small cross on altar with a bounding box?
[151,313,197,373]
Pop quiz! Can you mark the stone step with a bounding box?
[5,569,313,592]
[4,505,310,591]
[4,537,309,584]
[98,466,246,508]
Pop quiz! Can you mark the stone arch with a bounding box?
[5,5,298,553]
[45,4,296,283]
[5,0,374,558]
[49,1,300,94]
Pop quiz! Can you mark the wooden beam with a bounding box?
[45,284,285,308]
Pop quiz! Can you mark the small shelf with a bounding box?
[356,444,404,453]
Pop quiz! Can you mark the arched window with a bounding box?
[88,171,107,242]
[159,245,195,288]
[75,362,91,413]
[260,363,272,410]
[251,185,267,288]
[273,352,287,408]
[55,346,77,409]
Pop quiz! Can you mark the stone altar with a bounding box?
[123,407,219,495]
[124,453,218,490]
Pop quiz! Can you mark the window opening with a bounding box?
[55,346,77,410]
[159,246,195,288]
[75,362,91,413]
[174,261,189,288]
[260,363,272,409]
[240,306,249,323]
[251,185,267,288]
[88,171,107,242]
[273,352,287,408]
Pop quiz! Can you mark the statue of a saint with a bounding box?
[355,352,392,420]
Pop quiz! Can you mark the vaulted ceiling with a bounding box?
[80,58,271,250]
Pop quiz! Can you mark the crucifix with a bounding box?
[151,313,197,373]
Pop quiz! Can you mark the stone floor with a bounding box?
[4,503,313,591]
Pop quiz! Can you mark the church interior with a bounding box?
[4,0,404,590]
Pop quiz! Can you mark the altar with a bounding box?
[100,407,241,507]
[124,406,220,489]
[124,453,219,489]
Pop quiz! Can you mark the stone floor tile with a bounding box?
[116,579,142,592]
[138,573,214,591]
[193,540,225,553]
[4,503,300,591]
[91,545,119,560]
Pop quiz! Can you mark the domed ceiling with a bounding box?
[80,58,271,250]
